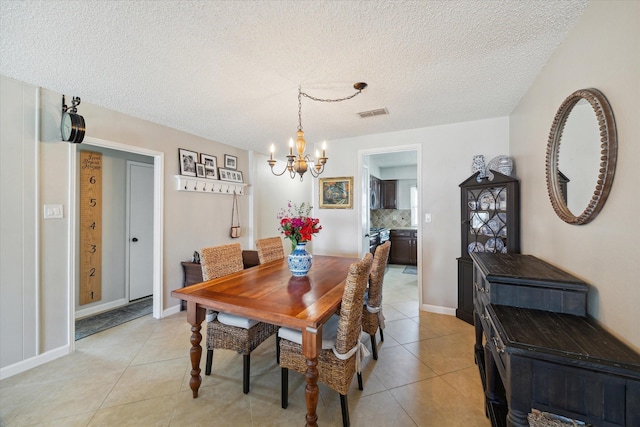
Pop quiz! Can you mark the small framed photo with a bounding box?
[196,163,206,178]
[319,176,353,209]
[224,154,238,170]
[219,168,243,183]
[200,154,218,179]
[179,148,198,176]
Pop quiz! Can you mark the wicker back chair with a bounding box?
[256,236,285,264]
[278,253,373,427]
[362,241,391,360]
[201,243,278,394]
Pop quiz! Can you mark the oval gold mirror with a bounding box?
[545,88,617,225]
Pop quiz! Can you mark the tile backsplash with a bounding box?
[371,209,412,228]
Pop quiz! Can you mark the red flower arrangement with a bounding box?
[277,201,322,251]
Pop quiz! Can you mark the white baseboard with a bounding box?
[75,298,129,320]
[421,304,456,316]
[162,304,181,318]
[0,345,70,380]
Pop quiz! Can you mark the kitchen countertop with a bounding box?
[390,227,417,230]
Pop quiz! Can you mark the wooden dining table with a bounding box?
[171,254,358,427]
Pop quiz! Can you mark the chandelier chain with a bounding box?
[300,89,364,103]
[297,86,364,131]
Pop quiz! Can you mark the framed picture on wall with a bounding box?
[200,153,218,179]
[219,168,243,183]
[196,163,206,178]
[179,148,198,176]
[224,154,238,170]
[319,176,353,209]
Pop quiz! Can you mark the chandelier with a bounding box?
[268,82,368,180]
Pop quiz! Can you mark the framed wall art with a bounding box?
[319,176,353,209]
[200,153,218,179]
[196,163,206,178]
[224,154,238,170]
[179,148,198,176]
[219,168,243,183]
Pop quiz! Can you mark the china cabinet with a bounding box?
[456,171,520,324]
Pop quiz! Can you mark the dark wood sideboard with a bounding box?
[179,250,260,311]
[471,253,640,427]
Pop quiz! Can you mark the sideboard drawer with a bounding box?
[470,253,588,316]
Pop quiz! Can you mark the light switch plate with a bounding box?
[424,213,432,223]
[44,204,64,219]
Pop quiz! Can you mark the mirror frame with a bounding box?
[545,88,617,225]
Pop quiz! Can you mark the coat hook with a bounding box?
[226,185,230,193]
[184,181,188,190]
[202,183,207,191]
[194,182,197,190]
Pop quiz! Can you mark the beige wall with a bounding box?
[510,1,640,349]
[313,117,510,310]
[0,78,260,375]
[0,78,38,368]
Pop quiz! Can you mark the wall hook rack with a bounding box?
[174,175,248,196]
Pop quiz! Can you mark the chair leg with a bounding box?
[369,333,378,360]
[281,367,289,409]
[243,354,250,394]
[276,335,281,365]
[357,372,363,390]
[379,327,384,342]
[340,394,350,427]
[205,349,213,375]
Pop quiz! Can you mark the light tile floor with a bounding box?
[1,265,490,427]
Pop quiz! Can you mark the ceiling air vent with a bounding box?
[357,108,388,118]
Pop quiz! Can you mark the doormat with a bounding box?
[75,297,153,340]
[403,266,417,275]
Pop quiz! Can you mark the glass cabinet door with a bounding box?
[466,186,508,255]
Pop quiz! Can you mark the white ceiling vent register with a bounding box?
[358,108,389,118]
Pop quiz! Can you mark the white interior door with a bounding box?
[127,161,154,301]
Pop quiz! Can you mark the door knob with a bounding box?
[132,237,138,242]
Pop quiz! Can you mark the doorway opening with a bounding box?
[360,145,422,306]
[69,137,164,348]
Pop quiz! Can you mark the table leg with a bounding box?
[302,325,322,427]
[187,301,206,398]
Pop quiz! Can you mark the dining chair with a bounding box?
[278,252,373,427]
[362,240,391,360]
[256,236,285,264]
[255,236,286,363]
[200,243,278,394]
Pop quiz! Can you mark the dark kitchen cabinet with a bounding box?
[381,180,397,209]
[389,229,417,265]
[456,171,520,324]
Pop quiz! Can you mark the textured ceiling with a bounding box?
[0,1,588,157]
